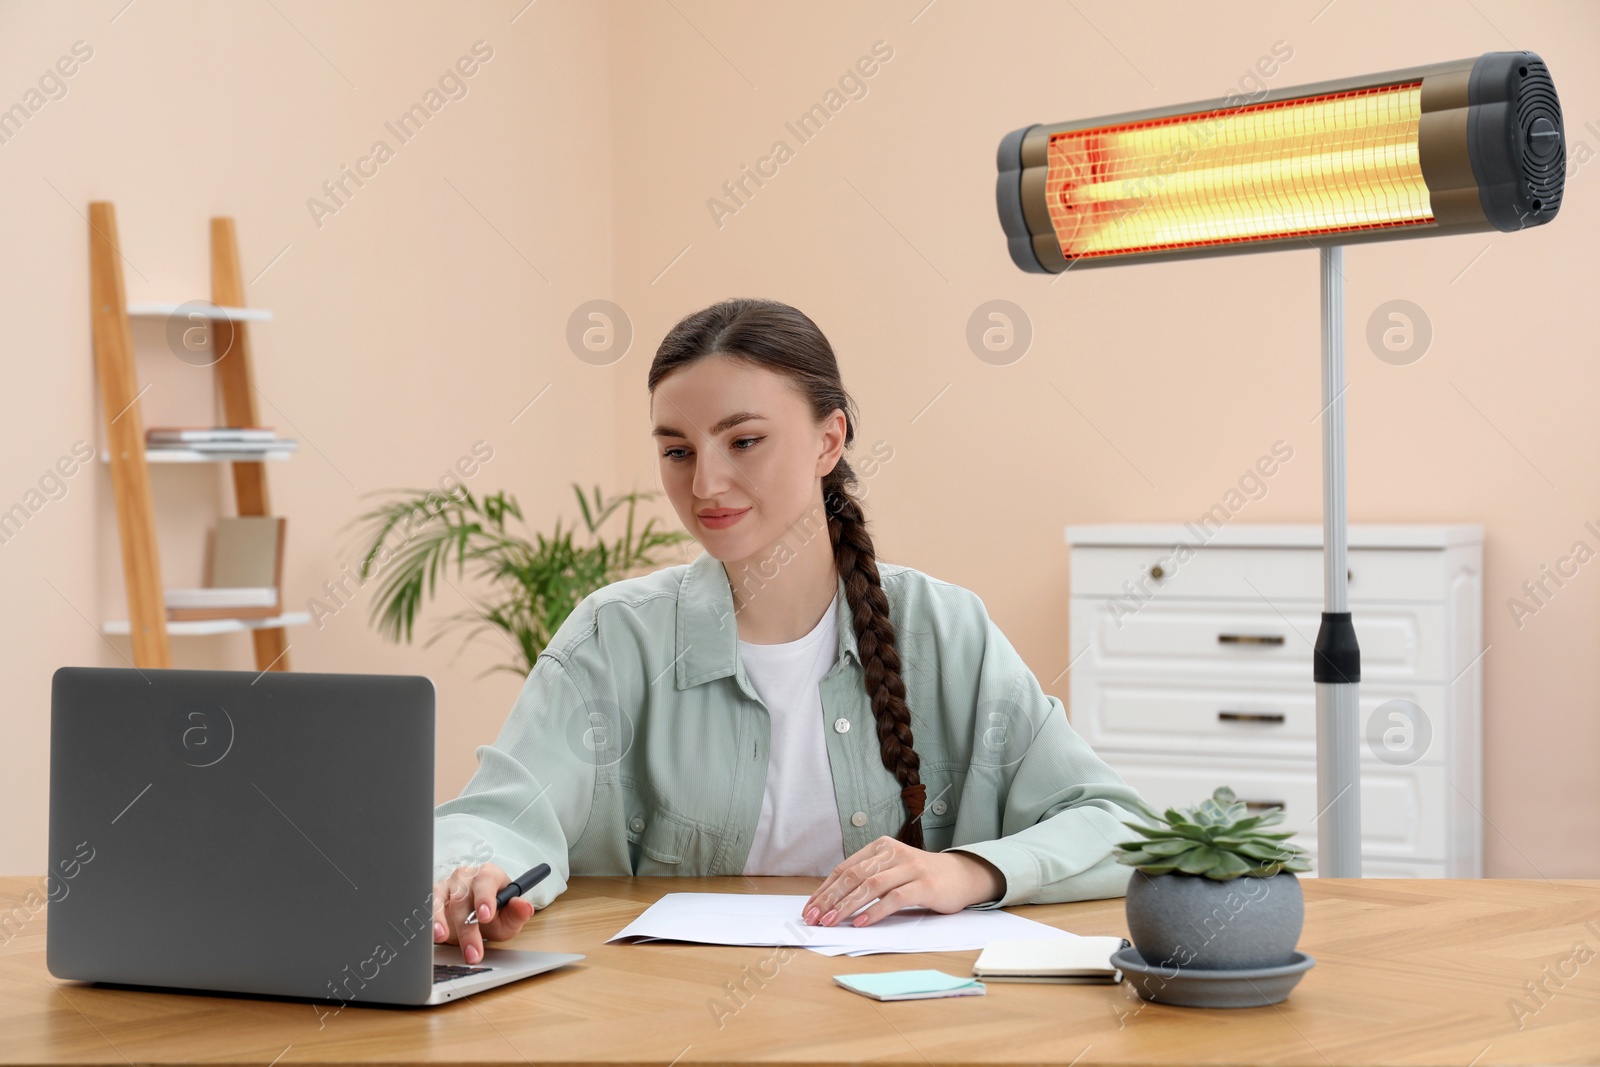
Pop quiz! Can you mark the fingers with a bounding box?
[803,868,843,923]
[805,872,856,925]
[846,884,914,928]
[456,912,485,965]
[828,862,914,927]
[435,864,543,961]
[431,878,451,943]
[469,866,504,927]
[455,877,489,965]
[435,863,505,965]
[436,868,473,944]
[807,838,907,926]
[804,860,860,923]
[440,873,478,961]
[481,896,536,940]
[806,870,851,924]
[804,838,893,923]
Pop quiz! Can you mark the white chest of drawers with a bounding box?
[1065,523,1483,878]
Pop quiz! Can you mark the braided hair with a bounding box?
[648,298,926,849]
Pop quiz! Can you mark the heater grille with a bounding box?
[1510,58,1563,219]
[1043,83,1433,261]
[1464,52,1566,231]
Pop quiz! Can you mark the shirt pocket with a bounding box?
[624,807,691,875]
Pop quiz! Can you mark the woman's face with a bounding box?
[651,354,845,563]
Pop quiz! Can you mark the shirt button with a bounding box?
[833,717,851,733]
[930,800,948,816]
[629,816,645,833]
[850,811,868,827]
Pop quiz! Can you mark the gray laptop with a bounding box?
[47,665,583,1006]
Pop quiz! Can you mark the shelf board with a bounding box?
[1065,522,1485,550]
[103,611,310,637]
[126,301,273,322]
[100,449,295,463]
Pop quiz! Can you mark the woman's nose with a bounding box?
[690,443,735,497]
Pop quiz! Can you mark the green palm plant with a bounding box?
[1114,787,1312,880]
[349,482,691,679]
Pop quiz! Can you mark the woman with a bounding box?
[432,298,1149,965]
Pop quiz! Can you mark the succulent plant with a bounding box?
[1114,786,1312,880]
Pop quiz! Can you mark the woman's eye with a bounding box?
[662,437,760,462]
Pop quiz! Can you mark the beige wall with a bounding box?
[2,0,1596,878]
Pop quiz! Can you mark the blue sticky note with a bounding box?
[833,969,987,1001]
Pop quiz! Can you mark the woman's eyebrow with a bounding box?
[651,411,766,439]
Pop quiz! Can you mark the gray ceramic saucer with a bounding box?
[1110,946,1315,1008]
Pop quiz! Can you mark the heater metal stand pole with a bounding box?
[1316,245,1362,878]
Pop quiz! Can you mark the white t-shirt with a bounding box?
[738,592,848,876]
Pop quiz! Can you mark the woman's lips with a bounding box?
[698,507,750,530]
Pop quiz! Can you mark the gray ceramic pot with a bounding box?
[1125,871,1303,970]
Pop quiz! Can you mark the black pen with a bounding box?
[463,862,551,925]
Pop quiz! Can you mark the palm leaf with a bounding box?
[349,481,691,677]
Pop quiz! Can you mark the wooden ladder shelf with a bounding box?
[88,202,296,672]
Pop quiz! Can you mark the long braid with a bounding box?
[825,461,925,849]
[649,297,927,850]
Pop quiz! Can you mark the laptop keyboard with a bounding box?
[434,963,494,984]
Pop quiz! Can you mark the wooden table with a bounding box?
[3,875,1598,1066]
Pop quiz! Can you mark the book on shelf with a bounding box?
[147,426,279,443]
[166,516,286,621]
[180,440,299,453]
[145,427,297,455]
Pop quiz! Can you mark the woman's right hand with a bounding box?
[432,862,538,965]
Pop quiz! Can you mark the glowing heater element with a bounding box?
[997,52,1565,271]
[1046,83,1431,257]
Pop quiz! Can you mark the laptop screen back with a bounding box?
[47,666,436,1006]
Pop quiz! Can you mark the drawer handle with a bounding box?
[1217,633,1286,646]
[1239,799,1286,813]
[1218,711,1286,724]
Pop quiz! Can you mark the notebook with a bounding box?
[972,935,1130,984]
[165,516,286,621]
[833,969,986,1001]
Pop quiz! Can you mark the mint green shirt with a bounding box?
[433,550,1150,910]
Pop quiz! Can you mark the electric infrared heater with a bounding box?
[997,51,1564,272]
[996,52,1566,876]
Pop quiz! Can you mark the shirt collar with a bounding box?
[675,549,859,689]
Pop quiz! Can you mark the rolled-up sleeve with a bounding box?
[940,605,1152,909]
[433,652,597,910]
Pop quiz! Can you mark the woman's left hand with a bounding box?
[801,836,1006,927]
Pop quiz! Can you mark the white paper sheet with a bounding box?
[605,893,1078,956]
